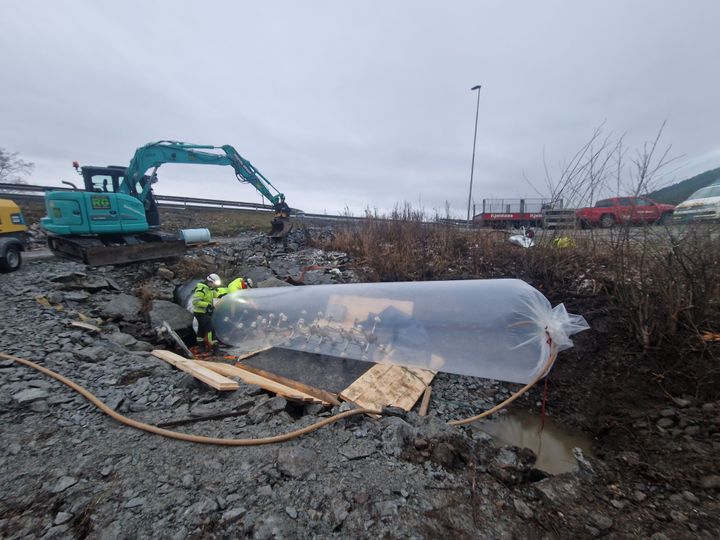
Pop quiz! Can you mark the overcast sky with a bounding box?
[1,1,719,215]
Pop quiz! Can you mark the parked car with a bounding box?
[672,182,720,222]
[575,196,675,228]
[0,199,30,272]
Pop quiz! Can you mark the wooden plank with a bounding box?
[234,347,273,362]
[151,350,239,391]
[339,363,436,412]
[234,363,340,406]
[419,385,432,417]
[195,360,329,405]
[70,321,101,333]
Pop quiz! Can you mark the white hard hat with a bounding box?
[206,273,221,286]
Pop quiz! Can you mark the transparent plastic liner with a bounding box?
[212,279,590,384]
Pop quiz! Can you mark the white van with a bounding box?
[673,182,720,222]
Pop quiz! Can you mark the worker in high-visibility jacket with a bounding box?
[217,276,252,297]
[192,273,222,350]
[216,276,252,319]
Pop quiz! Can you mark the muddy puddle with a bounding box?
[475,410,593,475]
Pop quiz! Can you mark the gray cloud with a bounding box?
[1,0,718,215]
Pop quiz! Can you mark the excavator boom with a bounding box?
[122,141,284,206]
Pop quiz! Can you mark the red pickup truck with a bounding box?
[576,197,675,228]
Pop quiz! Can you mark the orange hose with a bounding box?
[1,345,557,442]
[0,352,379,446]
[448,346,558,426]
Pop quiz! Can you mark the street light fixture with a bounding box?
[467,85,482,227]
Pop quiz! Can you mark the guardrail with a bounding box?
[0,182,281,213]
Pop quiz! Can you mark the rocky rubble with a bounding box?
[1,229,719,538]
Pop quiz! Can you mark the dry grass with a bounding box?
[158,207,275,237]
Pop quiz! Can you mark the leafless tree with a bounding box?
[539,123,622,208]
[526,122,675,212]
[0,147,34,184]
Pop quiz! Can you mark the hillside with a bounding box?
[647,166,720,204]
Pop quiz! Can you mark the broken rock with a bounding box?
[339,440,377,461]
[156,267,175,280]
[699,475,720,489]
[50,476,78,494]
[257,277,293,288]
[277,446,316,478]
[54,274,111,291]
[12,388,49,404]
[248,396,287,423]
[107,332,138,348]
[149,300,194,334]
[513,498,534,519]
[63,291,91,302]
[101,294,142,321]
[76,346,112,363]
[535,474,582,504]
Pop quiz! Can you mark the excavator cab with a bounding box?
[77,165,160,228]
[41,163,176,265]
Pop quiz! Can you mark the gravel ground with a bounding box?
[1,229,718,539]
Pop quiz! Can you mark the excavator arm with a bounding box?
[121,141,285,206]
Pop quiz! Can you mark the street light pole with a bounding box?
[467,85,482,227]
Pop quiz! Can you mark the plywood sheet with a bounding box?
[339,363,436,412]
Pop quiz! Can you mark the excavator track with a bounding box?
[47,232,186,266]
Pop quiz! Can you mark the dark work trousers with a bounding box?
[195,312,213,346]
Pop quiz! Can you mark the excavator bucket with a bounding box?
[269,217,293,239]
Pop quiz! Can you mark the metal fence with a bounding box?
[480,198,564,214]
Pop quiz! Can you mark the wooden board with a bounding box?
[195,360,329,405]
[339,363,436,412]
[151,350,239,391]
[70,321,101,333]
[419,385,432,417]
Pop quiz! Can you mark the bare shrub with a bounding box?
[605,223,720,348]
[326,203,478,281]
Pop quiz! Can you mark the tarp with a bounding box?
[212,279,589,384]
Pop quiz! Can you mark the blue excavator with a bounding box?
[41,141,292,266]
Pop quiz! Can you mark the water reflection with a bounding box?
[475,410,593,475]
